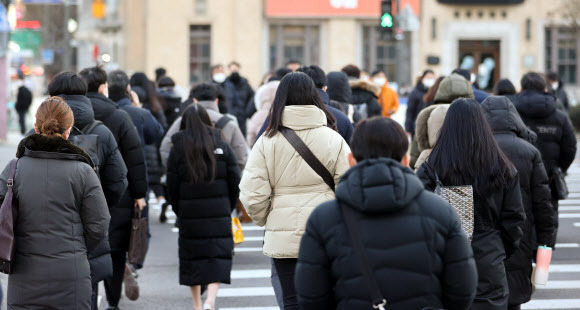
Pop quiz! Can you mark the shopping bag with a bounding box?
[232,217,244,244]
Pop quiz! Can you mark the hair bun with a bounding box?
[41,118,60,136]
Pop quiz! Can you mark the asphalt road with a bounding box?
[0,133,579,309]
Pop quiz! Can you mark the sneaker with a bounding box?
[123,264,139,301]
[203,304,215,310]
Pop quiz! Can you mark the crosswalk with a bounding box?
[521,162,580,310]
[151,161,580,310]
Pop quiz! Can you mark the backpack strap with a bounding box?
[340,204,387,310]
[81,121,103,135]
[279,126,335,191]
[215,116,232,130]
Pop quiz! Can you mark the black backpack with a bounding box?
[70,121,103,175]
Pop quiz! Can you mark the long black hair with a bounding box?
[265,72,336,138]
[179,104,216,184]
[130,72,166,114]
[428,98,514,195]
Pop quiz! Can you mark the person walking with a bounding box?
[410,73,474,167]
[166,104,241,310]
[239,72,351,310]
[1,97,110,309]
[405,69,434,137]
[341,64,382,118]
[247,81,278,147]
[226,62,254,135]
[371,69,399,118]
[160,83,249,170]
[482,96,555,310]
[512,72,577,247]
[80,66,148,308]
[326,71,361,124]
[547,71,569,111]
[157,76,183,127]
[14,78,33,135]
[416,98,525,310]
[295,117,478,309]
[453,69,490,104]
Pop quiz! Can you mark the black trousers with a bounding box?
[91,283,99,310]
[17,111,26,135]
[104,250,127,307]
[552,198,559,248]
[273,258,298,310]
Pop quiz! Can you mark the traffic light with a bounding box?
[380,0,394,37]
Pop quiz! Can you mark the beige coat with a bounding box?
[239,105,350,258]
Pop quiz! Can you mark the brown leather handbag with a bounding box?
[0,159,19,274]
[128,207,148,265]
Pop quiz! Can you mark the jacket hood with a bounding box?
[282,105,327,131]
[434,73,474,104]
[57,94,95,129]
[257,81,279,112]
[198,100,220,114]
[16,134,94,168]
[426,105,449,147]
[86,92,119,121]
[336,158,424,214]
[415,104,450,151]
[482,96,531,139]
[349,79,381,97]
[515,90,557,118]
[158,87,181,99]
[327,72,352,103]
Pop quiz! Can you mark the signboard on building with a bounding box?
[266,0,419,17]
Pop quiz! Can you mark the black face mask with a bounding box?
[230,72,241,83]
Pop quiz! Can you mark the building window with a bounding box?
[363,26,397,80]
[269,25,320,70]
[546,27,579,85]
[195,0,207,15]
[190,25,211,84]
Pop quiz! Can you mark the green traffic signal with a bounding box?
[381,13,393,28]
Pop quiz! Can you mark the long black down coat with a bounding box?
[167,130,241,286]
[512,90,577,182]
[296,158,478,310]
[86,92,148,251]
[416,163,525,310]
[1,134,110,310]
[405,82,428,135]
[481,96,555,306]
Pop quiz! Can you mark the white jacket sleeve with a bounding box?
[334,139,351,186]
[239,137,272,226]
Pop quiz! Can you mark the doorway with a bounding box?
[458,40,500,91]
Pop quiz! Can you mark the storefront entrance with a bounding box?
[458,40,500,91]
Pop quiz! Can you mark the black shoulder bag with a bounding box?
[279,127,387,310]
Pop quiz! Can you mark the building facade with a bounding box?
[118,0,419,88]
[418,0,579,96]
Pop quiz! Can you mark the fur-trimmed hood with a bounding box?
[17,134,94,168]
[349,79,381,97]
[415,104,451,152]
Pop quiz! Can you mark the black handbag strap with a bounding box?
[279,127,335,192]
[341,204,387,310]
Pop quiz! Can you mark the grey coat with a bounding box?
[0,134,110,310]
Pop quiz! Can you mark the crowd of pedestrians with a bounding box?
[0,58,576,310]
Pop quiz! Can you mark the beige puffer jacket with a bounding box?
[239,105,350,258]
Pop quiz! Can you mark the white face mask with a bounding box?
[213,72,226,83]
[373,77,386,87]
[423,78,435,88]
[552,82,559,90]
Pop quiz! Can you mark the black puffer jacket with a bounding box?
[513,90,577,180]
[86,92,147,251]
[296,158,478,310]
[349,79,382,118]
[482,96,554,306]
[405,82,428,135]
[58,94,128,207]
[226,75,254,135]
[158,87,182,127]
[167,130,241,286]
[416,164,525,310]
